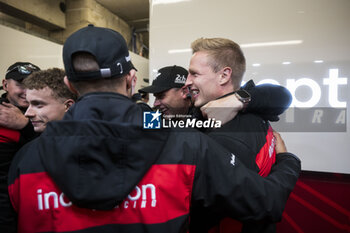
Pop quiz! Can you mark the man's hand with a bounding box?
[200,94,243,125]
[0,102,29,130]
[273,131,287,154]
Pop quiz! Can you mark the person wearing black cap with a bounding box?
[140,65,191,116]
[0,62,41,130]
[7,25,300,233]
[0,62,41,128]
[1,62,39,108]
[0,62,40,232]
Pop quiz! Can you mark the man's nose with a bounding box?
[184,75,193,87]
[24,106,34,118]
[153,98,161,107]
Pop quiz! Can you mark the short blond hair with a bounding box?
[191,38,246,88]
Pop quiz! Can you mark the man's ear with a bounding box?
[63,99,75,112]
[64,76,78,95]
[126,69,137,90]
[2,79,8,91]
[219,67,232,85]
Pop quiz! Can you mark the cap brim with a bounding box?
[139,85,171,94]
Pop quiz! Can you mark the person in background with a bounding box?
[0,62,40,232]
[8,25,300,233]
[139,65,191,116]
[23,68,76,133]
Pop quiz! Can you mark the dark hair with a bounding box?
[70,52,126,94]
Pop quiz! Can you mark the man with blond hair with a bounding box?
[186,37,288,233]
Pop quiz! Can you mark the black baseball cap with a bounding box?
[139,65,188,94]
[63,24,133,81]
[5,62,40,81]
[1,62,40,90]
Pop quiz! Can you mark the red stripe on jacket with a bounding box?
[0,127,20,143]
[8,164,196,233]
[256,125,276,177]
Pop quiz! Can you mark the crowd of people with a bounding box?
[0,24,301,233]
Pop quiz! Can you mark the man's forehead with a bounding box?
[154,88,179,97]
[190,52,212,69]
[27,87,55,99]
[6,79,22,84]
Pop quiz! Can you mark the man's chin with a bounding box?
[33,126,44,133]
[193,100,204,108]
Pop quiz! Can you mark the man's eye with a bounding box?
[32,102,44,108]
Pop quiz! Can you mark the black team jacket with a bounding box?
[190,81,293,233]
[0,94,37,233]
[8,92,300,233]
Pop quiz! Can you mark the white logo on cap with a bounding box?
[125,55,131,62]
[230,153,236,166]
[117,63,123,74]
[154,72,161,81]
[174,74,186,84]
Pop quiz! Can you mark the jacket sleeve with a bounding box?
[0,141,22,233]
[0,127,21,233]
[0,189,17,233]
[191,135,301,222]
[243,80,292,121]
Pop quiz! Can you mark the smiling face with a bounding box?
[2,79,28,108]
[186,51,222,107]
[25,87,68,133]
[153,88,191,116]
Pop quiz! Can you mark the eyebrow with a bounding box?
[188,68,197,74]
[29,100,46,105]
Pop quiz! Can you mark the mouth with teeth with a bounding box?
[190,89,199,97]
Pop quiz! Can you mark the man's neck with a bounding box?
[78,87,128,98]
[212,85,237,100]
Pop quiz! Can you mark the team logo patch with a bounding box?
[174,74,186,84]
[143,110,162,129]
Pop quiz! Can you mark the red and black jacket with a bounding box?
[190,81,292,233]
[194,114,278,233]
[8,92,300,233]
[0,94,37,233]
